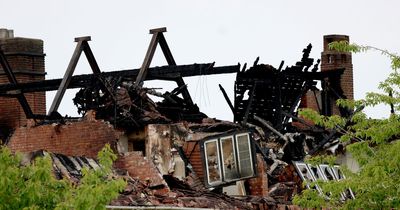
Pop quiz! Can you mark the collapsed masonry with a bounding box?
[0,28,356,209]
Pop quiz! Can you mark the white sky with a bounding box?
[1,0,400,120]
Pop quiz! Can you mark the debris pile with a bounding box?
[0,28,356,209]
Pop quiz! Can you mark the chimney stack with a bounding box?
[0,29,46,137]
[320,35,354,116]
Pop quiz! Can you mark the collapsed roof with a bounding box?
[0,28,354,209]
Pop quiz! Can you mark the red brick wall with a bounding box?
[113,151,169,193]
[321,35,353,115]
[7,119,121,158]
[183,141,205,181]
[247,154,268,196]
[0,36,46,129]
[299,35,353,117]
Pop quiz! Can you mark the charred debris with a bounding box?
[0,28,353,208]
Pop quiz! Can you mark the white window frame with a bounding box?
[295,163,355,200]
[203,132,256,187]
[294,161,323,193]
[235,133,254,179]
[319,164,336,181]
[332,165,355,200]
[204,139,223,185]
[219,135,237,182]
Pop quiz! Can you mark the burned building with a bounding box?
[0,28,355,209]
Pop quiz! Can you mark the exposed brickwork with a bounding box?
[247,154,268,196]
[300,90,321,113]
[7,119,121,158]
[299,34,353,118]
[183,141,205,181]
[0,33,46,130]
[113,151,169,192]
[321,34,353,116]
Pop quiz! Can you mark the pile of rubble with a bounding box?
[1,28,356,209]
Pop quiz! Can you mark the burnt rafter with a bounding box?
[0,64,240,95]
[233,44,344,130]
[135,27,194,105]
[48,36,115,115]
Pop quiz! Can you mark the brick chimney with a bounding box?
[320,35,353,116]
[0,29,46,136]
[297,34,354,126]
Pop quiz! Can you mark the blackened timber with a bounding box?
[158,32,194,105]
[0,64,240,95]
[0,49,34,118]
[135,30,160,86]
[48,38,85,114]
[242,83,256,125]
[218,84,234,114]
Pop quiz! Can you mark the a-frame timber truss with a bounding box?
[0,27,346,127]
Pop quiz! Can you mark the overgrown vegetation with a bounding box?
[293,41,400,209]
[0,144,126,210]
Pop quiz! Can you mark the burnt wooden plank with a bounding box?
[0,64,240,95]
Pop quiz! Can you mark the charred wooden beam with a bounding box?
[0,48,34,118]
[158,31,194,105]
[218,84,234,115]
[0,64,240,96]
[242,83,256,125]
[135,29,162,86]
[48,37,86,114]
[49,36,116,115]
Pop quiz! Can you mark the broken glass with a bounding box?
[204,139,222,184]
[220,136,238,181]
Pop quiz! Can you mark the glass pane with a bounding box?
[220,136,238,180]
[205,140,221,184]
[236,133,253,177]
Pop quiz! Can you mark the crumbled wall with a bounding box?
[145,124,188,177]
[8,118,121,158]
[113,151,170,194]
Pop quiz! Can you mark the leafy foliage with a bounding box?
[329,41,400,70]
[304,155,336,166]
[293,41,400,209]
[0,144,126,210]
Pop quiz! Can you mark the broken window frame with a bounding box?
[295,162,355,200]
[293,161,323,193]
[201,132,257,187]
[332,165,355,200]
[319,164,336,181]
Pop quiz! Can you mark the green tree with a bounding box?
[0,145,126,210]
[293,41,400,209]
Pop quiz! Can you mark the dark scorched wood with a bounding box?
[0,64,240,95]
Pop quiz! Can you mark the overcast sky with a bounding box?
[2,0,400,120]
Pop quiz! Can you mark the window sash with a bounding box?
[220,136,239,181]
[235,133,254,178]
[204,139,222,185]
